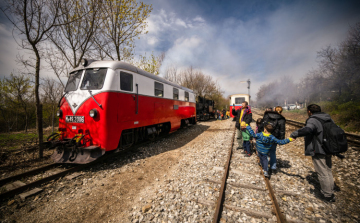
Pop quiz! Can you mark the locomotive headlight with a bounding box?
[81,58,88,66]
[56,109,63,117]
[89,109,98,118]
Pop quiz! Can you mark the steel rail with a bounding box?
[212,127,236,223]
[0,124,194,201]
[0,163,59,188]
[258,155,286,223]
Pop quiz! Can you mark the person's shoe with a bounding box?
[319,194,336,203]
[270,169,278,175]
[241,150,247,154]
[244,153,251,157]
[264,171,270,178]
[333,184,341,192]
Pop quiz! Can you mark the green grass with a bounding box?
[0,131,51,150]
[282,109,307,115]
[0,132,37,141]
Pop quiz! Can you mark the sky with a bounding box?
[1,0,360,99]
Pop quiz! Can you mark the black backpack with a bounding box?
[262,117,280,138]
[311,116,348,155]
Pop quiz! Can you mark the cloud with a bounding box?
[193,16,205,23]
[0,24,19,78]
[1,0,359,102]
[138,1,360,100]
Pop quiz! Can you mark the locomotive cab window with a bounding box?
[235,97,245,104]
[173,88,179,100]
[185,92,189,101]
[80,68,107,90]
[120,72,133,91]
[65,70,83,91]
[155,82,164,97]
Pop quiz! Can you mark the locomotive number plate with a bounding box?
[65,116,84,123]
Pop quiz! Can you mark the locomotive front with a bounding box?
[45,60,115,164]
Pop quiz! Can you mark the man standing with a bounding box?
[232,101,252,151]
[290,104,336,202]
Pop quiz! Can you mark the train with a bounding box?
[45,59,196,164]
[196,96,215,121]
[229,94,250,118]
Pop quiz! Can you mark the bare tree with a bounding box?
[164,65,179,84]
[1,0,67,158]
[42,77,64,132]
[94,0,152,61]
[46,0,103,81]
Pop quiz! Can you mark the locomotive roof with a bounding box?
[229,94,249,97]
[70,60,194,93]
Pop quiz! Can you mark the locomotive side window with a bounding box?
[155,82,164,97]
[185,92,189,101]
[65,70,83,91]
[80,68,107,90]
[120,72,133,91]
[173,88,179,100]
[235,97,245,104]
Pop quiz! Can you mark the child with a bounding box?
[246,124,294,177]
[241,122,252,157]
[255,118,263,134]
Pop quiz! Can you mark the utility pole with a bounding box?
[240,79,251,103]
[247,79,251,102]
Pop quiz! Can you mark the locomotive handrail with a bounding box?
[136,83,139,114]
[87,89,102,108]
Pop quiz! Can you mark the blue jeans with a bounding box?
[269,144,277,170]
[258,152,268,172]
[243,141,251,154]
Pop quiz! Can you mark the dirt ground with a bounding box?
[1,117,359,222]
[0,121,225,222]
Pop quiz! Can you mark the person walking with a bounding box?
[260,106,286,174]
[290,104,336,202]
[232,101,252,150]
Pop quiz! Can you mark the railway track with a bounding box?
[0,125,196,201]
[208,126,287,222]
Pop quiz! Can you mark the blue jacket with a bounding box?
[246,126,291,155]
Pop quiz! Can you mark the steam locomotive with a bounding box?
[196,96,215,121]
[45,59,196,164]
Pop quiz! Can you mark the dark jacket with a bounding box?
[260,111,286,139]
[290,112,332,156]
[232,107,252,129]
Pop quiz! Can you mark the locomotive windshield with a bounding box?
[235,97,246,104]
[65,70,83,91]
[80,68,107,90]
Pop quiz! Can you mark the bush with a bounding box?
[321,101,360,132]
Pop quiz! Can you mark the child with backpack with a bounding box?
[241,122,252,157]
[246,124,295,177]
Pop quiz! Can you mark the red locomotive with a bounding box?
[47,59,196,163]
[229,94,250,118]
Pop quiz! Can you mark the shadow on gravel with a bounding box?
[276,158,306,180]
[306,171,341,201]
[85,123,211,174]
[276,158,291,169]
[306,171,327,201]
